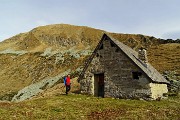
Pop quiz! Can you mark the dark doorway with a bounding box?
[94,73,104,97]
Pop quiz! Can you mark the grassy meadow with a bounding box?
[0,94,179,120]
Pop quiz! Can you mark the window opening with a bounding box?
[110,42,116,47]
[132,72,142,79]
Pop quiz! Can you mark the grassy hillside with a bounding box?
[0,24,179,100]
[148,43,180,74]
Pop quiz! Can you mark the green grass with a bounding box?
[0,94,179,120]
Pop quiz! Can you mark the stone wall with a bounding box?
[80,39,157,99]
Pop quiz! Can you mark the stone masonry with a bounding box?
[79,34,168,100]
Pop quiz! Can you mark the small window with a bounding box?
[115,48,120,52]
[132,72,142,79]
[110,42,115,47]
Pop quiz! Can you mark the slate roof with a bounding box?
[78,33,169,84]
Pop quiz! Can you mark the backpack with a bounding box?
[63,77,67,85]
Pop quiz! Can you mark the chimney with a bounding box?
[138,48,148,64]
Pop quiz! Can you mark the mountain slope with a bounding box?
[0,24,179,101]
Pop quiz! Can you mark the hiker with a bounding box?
[64,75,71,95]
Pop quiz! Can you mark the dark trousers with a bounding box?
[66,85,71,94]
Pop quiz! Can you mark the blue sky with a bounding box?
[0,0,180,41]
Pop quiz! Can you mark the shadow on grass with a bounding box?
[55,90,81,96]
[72,89,81,94]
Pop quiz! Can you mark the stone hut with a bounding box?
[78,33,169,100]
